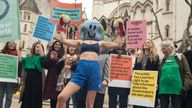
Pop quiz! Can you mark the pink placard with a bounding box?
[126,20,147,48]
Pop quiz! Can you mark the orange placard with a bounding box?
[50,0,82,25]
[109,54,132,82]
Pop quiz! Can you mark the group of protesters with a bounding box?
[0,19,192,108]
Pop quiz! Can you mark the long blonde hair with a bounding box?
[136,39,158,63]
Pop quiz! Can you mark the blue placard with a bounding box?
[33,15,56,41]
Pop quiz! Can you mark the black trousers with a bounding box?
[50,99,57,108]
[159,94,181,108]
[181,89,192,108]
[94,93,105,108]
[20,71,42,108]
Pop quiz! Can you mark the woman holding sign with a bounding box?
[133,39,159,108]
[0,41,19,108]
[56,18,123,108]
[159,39,192,108]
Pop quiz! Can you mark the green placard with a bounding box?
[0,53,18,82]
[0,0,20,42]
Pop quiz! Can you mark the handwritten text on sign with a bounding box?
[126,20,147,48]
[129,70,158,107]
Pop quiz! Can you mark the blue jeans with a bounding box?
[0,82,14,108]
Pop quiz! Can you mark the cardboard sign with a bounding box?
[126,20,147,48]
[0,53,18,83]
[108,54,132,88]
[50,1,82,25]
[0,0,20,42]
[33,15,56,42]
[129,70,158,107]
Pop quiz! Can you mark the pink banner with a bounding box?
[126,20,147,48]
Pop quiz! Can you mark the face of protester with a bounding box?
[8,41,16,50]
[54,42,62,51]
[143,40,153,49]
[69,46,76,55]
[161,45,173,56]
[34,44,41,54]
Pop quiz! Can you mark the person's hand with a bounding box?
[17,77,21,84]
[102,80,108,86]
[19,41,24,51]
[50,51,57,60]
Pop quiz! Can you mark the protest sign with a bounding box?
[0,53,18,83]
[50,1,82,25]
[129,70,158,107]
[126,20,147,48]
[33,15,56,42]
[0,0,20,42]
[108,54,132,88]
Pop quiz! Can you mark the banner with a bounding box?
[33,15,56,42]
[108,54,132,88]
[126,20,147,48]
[50,1,82,25]
[129,70,158,107]
[0,0,20,42]
[0,53,18,83]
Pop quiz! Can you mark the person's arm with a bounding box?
[101,37,122,49]
[38,41,44,58]
[102,56,109,85]
[60,32,81,47]
[182,55,192,92]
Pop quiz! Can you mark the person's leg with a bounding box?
[171,95,181,108]
[94,93,105,108]
[20,72,31,108]
[119,94,128,108]
[76,86,87,108]
[5,83,13,108]
[109,93,117,108]
[86,91,97,108]
[30,72,42,108]
[0,82,5,108]
[50,99,57,108]
[71,93,78,108]
[186,89,192,108]
[159,94,169,108]
[66,98,70,108]
[57,82,81,108]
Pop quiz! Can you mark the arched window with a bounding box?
[124,18,128,30]
[20,12,22,19]
[100,19,107,31]
[24,24,27,32]
[24,12,27,20]
[68,27,73,39]
[166,0,170,11]
[165,25,170,38]
[28,14,31,20]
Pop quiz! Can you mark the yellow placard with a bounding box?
[129,70,158,107]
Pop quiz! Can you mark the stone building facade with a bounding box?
[92,0,190,52]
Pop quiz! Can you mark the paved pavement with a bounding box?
[10,92,133,108]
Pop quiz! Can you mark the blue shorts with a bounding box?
[70,60,102,90]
